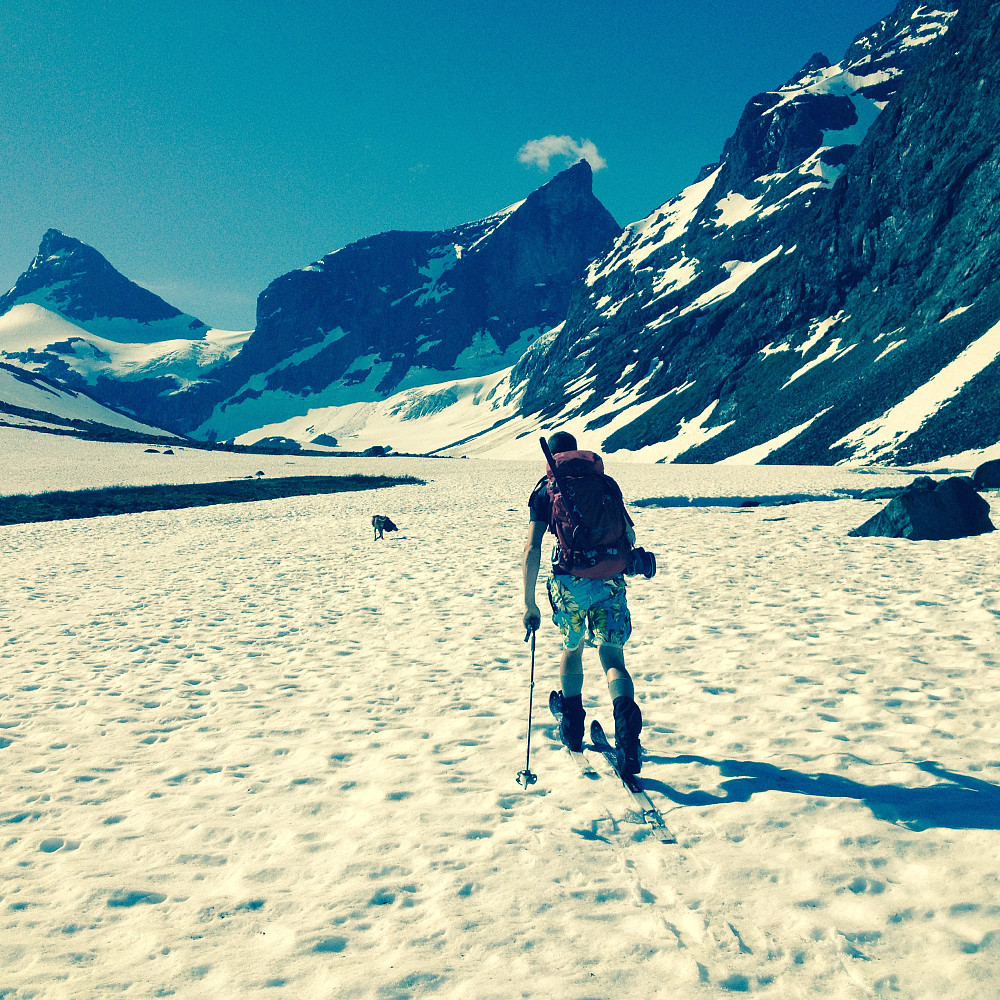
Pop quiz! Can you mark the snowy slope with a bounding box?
[508,1,1000,468]
[229,346,708,461]
[0,303,247,388]
[230,366,526,455]
[3,433,1000,997]
[0,364,183,437]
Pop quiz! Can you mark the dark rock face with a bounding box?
[189,161,620,439]
[715,64,857,196]
[250,435,302,452]
[973,459,1000,489]
[511,1,1000,468]
[0,230,206,338]
[849,476,995,539]
[0,231,225,431]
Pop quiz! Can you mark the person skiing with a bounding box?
[521,430,644,774]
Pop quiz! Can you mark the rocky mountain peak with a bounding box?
[500,159,619,259]
[522,158,598,210]
[702,3,960,200]
[182,164,621,440]
[0,229,206,332]
[511,0,981,467]
[36,227,88,259]
[786,52,831,85]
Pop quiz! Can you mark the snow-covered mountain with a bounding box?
[222,0,994,465]
[0,361,182,440]
[0,165,620,448]
[181,159,620,442]
[0,229,248,428]
[0,229,211,343]
[6,0,999,467]
[507,0,1000,466]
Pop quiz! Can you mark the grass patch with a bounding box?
[0,475,424,526]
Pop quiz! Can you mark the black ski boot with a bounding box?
[613,695,642,775]
[558,692,586,753]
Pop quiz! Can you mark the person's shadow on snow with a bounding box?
[641,755,1000,832]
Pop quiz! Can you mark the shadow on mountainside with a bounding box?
[641,756,1000,833]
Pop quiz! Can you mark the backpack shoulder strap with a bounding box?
[602,473,634,527]
[540,437,583,533]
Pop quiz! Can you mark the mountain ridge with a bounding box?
[5,0,1000,467]
[505,0,986,467]
[0,229,209,341]
[184,158,620,441]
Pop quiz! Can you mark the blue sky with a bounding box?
[1,0,895,330]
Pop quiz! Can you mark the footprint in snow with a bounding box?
[107,889,167,907]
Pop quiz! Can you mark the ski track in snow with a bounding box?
[3,436,1000,998]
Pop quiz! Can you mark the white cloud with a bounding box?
[517,135,607,172]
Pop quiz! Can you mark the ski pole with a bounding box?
[516,626,538,788]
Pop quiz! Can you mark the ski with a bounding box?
[548,690,600,779]
[590,719,678,844]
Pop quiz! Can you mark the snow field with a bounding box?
[2,440,1000,998]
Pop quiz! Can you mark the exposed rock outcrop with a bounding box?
[849,476,994,540]
[511,1,1000,469]
[188,161,620,440]
[973,459,1000,489]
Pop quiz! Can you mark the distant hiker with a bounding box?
[371,514,397,541]
[522,431,651,775]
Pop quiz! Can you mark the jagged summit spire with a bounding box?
[37,228,83,254]
[528,159,599,202]
[783,52,832,86]
[516,158,618,231]
[0,228,204,333]
[546,157,593,185]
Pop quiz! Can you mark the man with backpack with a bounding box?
[521,430,644,775]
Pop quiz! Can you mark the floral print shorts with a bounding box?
[546,574,632,650]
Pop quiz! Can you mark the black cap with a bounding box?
[547,431,577,454]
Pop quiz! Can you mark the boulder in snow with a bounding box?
[973,459,1000,490]
[849,476,994,540]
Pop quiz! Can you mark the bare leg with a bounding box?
[559,641,585,698]
[598,644,634,702]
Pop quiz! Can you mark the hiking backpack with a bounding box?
[540,437,633,579]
